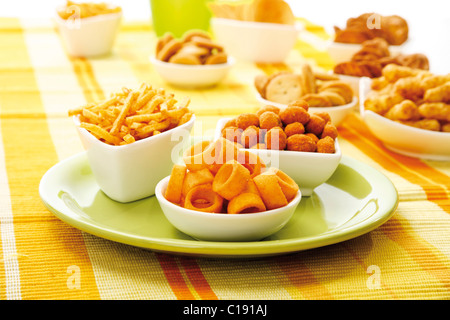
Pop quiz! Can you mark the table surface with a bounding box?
[0,0,449,300]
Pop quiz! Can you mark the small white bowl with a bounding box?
[327,40,405,64]
[255,93,357,126]
[150,56,234,88]
[74,114,195,203]
[155,176,301,241]
[215,118,342,196]
[55,11,122,57]
[360,78,450,161]
[211,18,301,63]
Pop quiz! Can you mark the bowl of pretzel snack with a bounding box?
[151,30,234,88]
[327,13,409,64]
[255,63,357,126]
[215,102,342,196]
[69,82,195,203]
[155,137,302,241]
[209,0,301,63]
[56,1,122,57]
[361,64,450,160]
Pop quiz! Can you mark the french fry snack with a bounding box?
[57,1,122,19]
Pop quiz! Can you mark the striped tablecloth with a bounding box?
[0,16,449,301]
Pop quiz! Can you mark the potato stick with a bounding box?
[81,122,122,145]
[125,112,165,125]
[136,119,171,139]
[123,133,135,144]
[82,108,102,123]
[89,96,119,112]
[136,95,165,115]
[130,89,157,114]
[110,91,139,135]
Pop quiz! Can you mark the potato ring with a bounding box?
[212,160,250,200]
[203,138,239,174]
[227,193,266,214]
[253,172,288,210]
[181,168,214,198]
[183,141,211,171]
[184,184,224,213]
[237,150,266,178]
[265,167,299,202]
[165,164,187,204]
[242,178,260,195]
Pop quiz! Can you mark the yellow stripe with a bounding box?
[0,18,100,300]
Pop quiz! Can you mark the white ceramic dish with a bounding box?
[150,56,234,88]
[155,175,301,242]
[255,93,357,126]
[211,18,301,63]
[73,114,195,203]
[215,118,342,196]
[55,11,122,57]
[359,77,450,161]
[327,40,405,64]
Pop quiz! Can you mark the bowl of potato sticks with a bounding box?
[56,1,122,57]
[69,83,195,203]
[209,0,301,63]
[215,102,342,196]
[254,64,357,126]
[155,137,302,241]
[151,30,234,88]
[360,64,450,161]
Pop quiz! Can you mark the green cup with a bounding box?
[150,0,212,38]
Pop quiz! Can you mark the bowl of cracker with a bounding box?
[360,64,450,161]
[69,82,195,203]
[155,138,302,241]
[151,30,234,88]
[254,64,357,125]
[55,1,122,57]
[209,0,300,63]
[214,103,342,196]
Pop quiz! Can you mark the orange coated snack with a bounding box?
[164,138,299,214]
[221,101,338,153]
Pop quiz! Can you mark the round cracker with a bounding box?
[157,38,183,62]
[265,73,303,104]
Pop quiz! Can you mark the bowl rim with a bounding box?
[150,55,235,70]
[211,17,303,32]
[73,113,196,150]
[155,175,302,220]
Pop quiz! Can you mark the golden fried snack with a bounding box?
[183,140,211,171]
[321,122,338,140]
[284,122,305,137]
[286,134,316,152]
[212,160,250,200]
[418,103,450,121]
[421,74,450,91]
[265,127,287,150]
[266,167,299,202]
[441,123,450,132]
[318,81,354,104]
[168,52,201,65]
[300,63,316,94]
[240,125,263,149]
[165,164,187,204]
[255,105,280,117]
[57,1,121,19]
[305,133,319,143]
[382,63,430,83]
[424,82,450,103]
[316,136,336,154]
[305,114,326,136]
[251,143,267,149]
[287,99,309,111]
[237,150,266,178]
[156,38,183,62]
[236,113,260,130]
[227,192,266,214]
[181,168,215,198]
[279,105,310,125]
[397,119,441,131]
[221,126,243,144]
[384,100,421,121]
[203,138,240,174]
[394,76,425,101]
[320,91,347,106]
[265,73,303,104]
[301,93,332,107]
[364,91,404,115]
[259,111,282,130]
[253,173,288,210]
[184,184,224,213]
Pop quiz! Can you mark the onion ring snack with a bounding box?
[164,164,187,204]
[184,184,224,213]
[183,140,211,171]
[253,173,288,210]
[227,193,266,214]
[212,160,250,200]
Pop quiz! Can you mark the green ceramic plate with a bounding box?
[39,152,398,258]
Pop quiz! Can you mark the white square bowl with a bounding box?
[55,11,122,57]
[74,114,195,203]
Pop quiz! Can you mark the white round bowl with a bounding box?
[211,18,301,63]
[150,56,234,88]
[74,114,195,203]
[215,118,342,196]
[55,11,122,57]
[326,39,405,64]
[155,176,301,242]
[359,77,450,161]
[255,93,357,126]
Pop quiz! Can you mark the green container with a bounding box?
[150,0,212,38]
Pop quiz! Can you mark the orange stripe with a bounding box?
[178,257,217,300]
[70,57,105,103]
[256,63,292,75]
[155,253,195,300]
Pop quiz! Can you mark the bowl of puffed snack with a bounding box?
[327,13,409,64]
[155,137,301,241]
[255,63,357,126]
[150,30,234,88]
[55,1,122,57]
[361,64,450,160]
[68,82,195,203]
[209,0,301,63]
[215,101,342,196]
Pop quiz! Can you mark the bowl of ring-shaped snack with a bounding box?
[215,100,342,196]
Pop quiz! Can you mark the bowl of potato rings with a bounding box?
[69,83,195,203]
[360,65,450,161]
[155,138,302,241]
[215,103,342,196]
[151,30,234,88]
